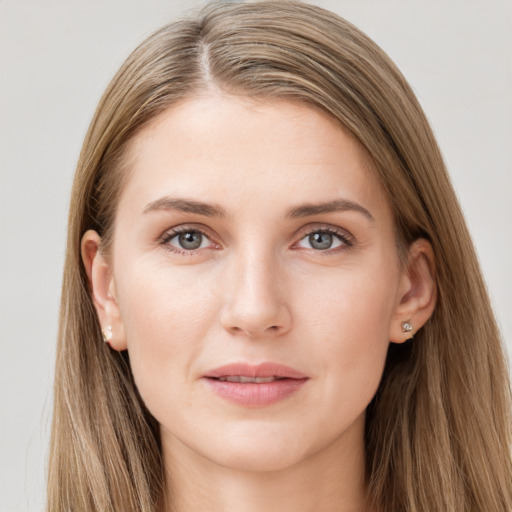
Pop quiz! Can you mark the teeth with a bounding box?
[217,376,281,383]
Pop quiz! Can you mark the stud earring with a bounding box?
[102,325,113,343]
[401,321,413,334]
[402,322,413,332]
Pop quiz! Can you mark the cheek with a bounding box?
[296,262,397,405]
[299,259,397,341]
[115,261,220,408]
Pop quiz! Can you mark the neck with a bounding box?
[161,414,371,512]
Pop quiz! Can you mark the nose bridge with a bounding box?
[220,243,291,337]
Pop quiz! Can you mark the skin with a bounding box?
[82,94,436,512]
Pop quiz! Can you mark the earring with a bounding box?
[102,325,113,343]
[401,321,413,334]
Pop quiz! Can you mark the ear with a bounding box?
[389,238,437,343]
[81,230,127,351]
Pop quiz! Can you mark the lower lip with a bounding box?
[203,378,308,407]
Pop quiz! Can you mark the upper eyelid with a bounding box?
[160,224,215,241]
[295,223,354,241]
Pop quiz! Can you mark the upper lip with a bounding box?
[204,362,308,379]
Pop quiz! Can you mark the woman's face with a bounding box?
[92,95,419,472]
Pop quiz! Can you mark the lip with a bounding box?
[203,362,309,407]
[204,362,308,379]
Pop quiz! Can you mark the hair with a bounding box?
[47,1,512,511]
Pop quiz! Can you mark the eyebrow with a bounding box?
[143,196,374,222]
[286,199,375,222]
[143,197,227,217]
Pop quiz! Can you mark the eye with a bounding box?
[296,229,350,251]
[162,228,215,253]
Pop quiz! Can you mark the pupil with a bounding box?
[179,231,202,249]
[309,232,332,250]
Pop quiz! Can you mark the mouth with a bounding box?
[203,362,309,407]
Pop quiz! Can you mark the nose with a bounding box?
[220,250,292,338]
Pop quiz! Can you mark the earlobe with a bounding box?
[389,238,437,343]
[81,230,127,351]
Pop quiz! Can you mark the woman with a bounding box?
[47,1,512,511]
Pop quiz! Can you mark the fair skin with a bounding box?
[82,94,436,512]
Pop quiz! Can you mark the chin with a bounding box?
[195,427,316,473]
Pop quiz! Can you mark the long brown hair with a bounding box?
[48,2,512,510]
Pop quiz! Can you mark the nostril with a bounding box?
[220,302,292,338]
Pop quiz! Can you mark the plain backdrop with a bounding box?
[0,1,511,511]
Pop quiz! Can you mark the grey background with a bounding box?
[1,1,511,510]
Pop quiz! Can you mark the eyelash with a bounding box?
[159,225,354,255]
[159,226,216,256]
[297,226,354,253]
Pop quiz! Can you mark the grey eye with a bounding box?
[296,230,345,251]
[309,232,334,250]
[163,227,215,253]
[177,231,203,250]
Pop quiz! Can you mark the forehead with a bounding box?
[119,94,389,220]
